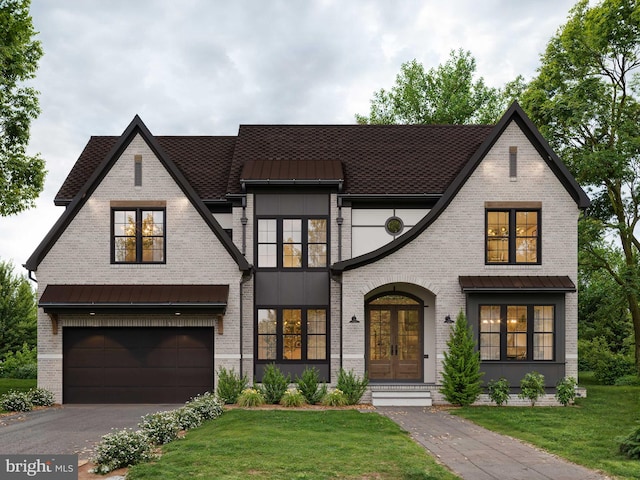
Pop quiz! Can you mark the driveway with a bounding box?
[0,404,181,459]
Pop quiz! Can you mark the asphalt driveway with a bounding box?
[0,404,181,458]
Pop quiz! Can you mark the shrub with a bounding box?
[92,429,153,474]
[174,406,204,431]
[593,351,635,385]
[486,378,510,406]
[441,310,483,406]
[280,388,306,407]
[555,377,577,406]
[138,411,181,445]
[216,367,248,404]
[9,364,37,379]
[185,392,224,420]
[619,425,640,460]
[336,368,368,405]
[260,364,290,404]
[518,372,546,407]
[296,366,328,404]
[322,388,348,407]
[614,375,640,386]
[0,344,37,378]
[0,390,33,412]
[28,388,54,407]
[237,388,265,407]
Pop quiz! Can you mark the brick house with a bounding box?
[25,102,589,405]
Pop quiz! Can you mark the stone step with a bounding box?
[371,389,432,407]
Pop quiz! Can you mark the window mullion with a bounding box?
[136,208,142,262]
[500,305,507,361]
[509,210,516,264]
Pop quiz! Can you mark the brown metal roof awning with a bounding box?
[39,284,229,314]
[459,276,576,293]
[240,159,343,186]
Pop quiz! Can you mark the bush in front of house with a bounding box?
[296,366,328,404]
[555,377,577,406]
[237,388,266,407]
[260,363,290,404]
[336,368,369,405]
[28,387,55,407]
[138,411,181,445]
[519,372,546,407]
[280,387,306,407]
[322,388,348,407]
[174,406,204,430]
[1,390,33,412]
[486,377,510,406]
[92,428,154,474]
[215,367,248,404]
[441,310,483,406]
[185,392,224,420]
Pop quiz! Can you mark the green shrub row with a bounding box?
[578,337,635,385]
[484,374,577,407]
[220,365,368,407]
[92,392,224,474]
[0,344,37,379]
[0,387,54,412]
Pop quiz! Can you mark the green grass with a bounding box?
[0,378,36,396]
[128,409,460,480]
[453,373,640,479]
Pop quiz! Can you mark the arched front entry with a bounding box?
[366,293,423,381]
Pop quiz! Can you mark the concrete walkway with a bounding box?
[376,407,610,480]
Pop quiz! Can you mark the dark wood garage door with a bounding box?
[63,327,213,403]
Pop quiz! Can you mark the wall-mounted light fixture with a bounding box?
[350,315,359,324]
[444,315,454,324]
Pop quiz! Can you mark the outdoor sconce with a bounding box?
[444,315,454,324]
[350,315,360,324]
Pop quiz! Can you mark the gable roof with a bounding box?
[331,102,590,273]
[228,124,493,195]
[25,116,250,272]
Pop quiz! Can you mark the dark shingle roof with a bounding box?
[227,124,493,195]
[459,276,577,292]
[56,136,237,203]
[56,124,494,203]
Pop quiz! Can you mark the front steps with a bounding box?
[370,384,433,407]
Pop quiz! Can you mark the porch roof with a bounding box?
[39,284,229,314]
[459,276,576,293]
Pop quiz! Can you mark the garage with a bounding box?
[63,327,214,403]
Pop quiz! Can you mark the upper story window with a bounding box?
[257,217,328,269]
[479,304,554,361]
[257,308,327,361]
[486,208,540,264]
[112,208,165,263]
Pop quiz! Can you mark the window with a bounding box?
[256,308,327,361]
[486,209,540,264]
[479,305,554,361]
[112,208,165,263]
[257,218,328,269]
[134,155,142,186]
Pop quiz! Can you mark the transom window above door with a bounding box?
[257,218,328,269]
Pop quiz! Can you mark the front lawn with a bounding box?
[0,378,36,396]
[453,373,640,479]
[127,409,459,480]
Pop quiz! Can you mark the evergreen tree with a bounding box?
[441,310,483,406]
[0,259,37,357]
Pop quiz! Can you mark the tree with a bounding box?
[0,0,45,216]
[0,259,37,358]
[441,310,483,406]
[356,49,526,125]
[521,0,640,372]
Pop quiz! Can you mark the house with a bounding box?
[25,103,589,405]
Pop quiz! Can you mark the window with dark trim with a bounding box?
[112,208,165,263]
[479,304,554,361]
[257,308,327,361]
[257,217,328,269]
[486,209,540,264]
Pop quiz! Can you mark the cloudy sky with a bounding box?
[1,0,577,271]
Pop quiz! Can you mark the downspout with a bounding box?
[239,270,252,378]
[336,195,344,370]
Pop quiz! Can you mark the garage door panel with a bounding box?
[63,327,213,403]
